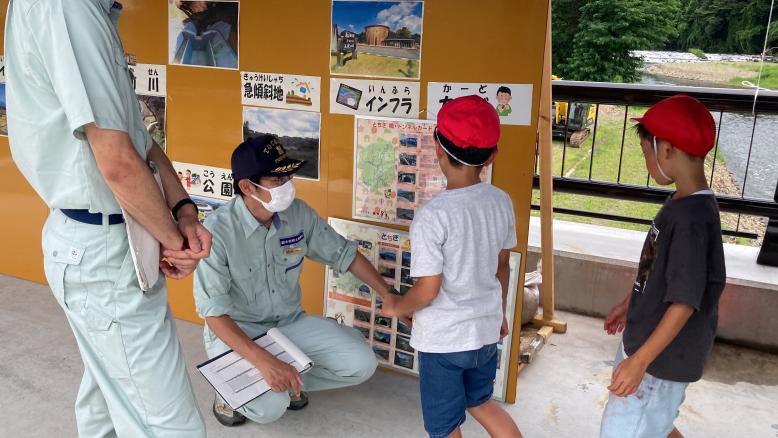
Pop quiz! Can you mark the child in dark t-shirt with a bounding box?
[600,95,726,438]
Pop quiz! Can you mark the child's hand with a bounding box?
[500,316,509,339]
[608,356,647,397]
[604,301,628,335]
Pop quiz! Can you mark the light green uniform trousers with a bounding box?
[204,314,378,424]
[42,209,205,437]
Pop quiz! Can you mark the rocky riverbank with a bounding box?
[644,62,758,85]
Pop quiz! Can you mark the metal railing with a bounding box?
[533,80,778,264]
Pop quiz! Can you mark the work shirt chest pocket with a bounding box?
[274,241,307,292]
[228,260,261,304]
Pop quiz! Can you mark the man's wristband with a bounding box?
[172,198,197,221]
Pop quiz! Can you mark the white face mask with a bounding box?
[249,180,296,213]
[653,137,674,183]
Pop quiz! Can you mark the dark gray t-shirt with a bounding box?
[623,192,726,382]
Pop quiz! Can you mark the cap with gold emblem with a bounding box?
[231,134,306,181]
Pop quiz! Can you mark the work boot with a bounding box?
[213,394,247,427]
[288,391,309,411]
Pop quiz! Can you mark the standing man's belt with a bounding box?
[61,209,125,225]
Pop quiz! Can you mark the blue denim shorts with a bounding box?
[600,343,689,438]
[418,344,498,438]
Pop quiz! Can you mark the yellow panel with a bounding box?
[0,2,549,400]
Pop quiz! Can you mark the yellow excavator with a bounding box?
[552,75,596,147]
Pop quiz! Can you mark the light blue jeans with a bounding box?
[600,343,689,438]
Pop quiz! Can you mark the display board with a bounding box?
[0,0,549,403]
[323,218,521,401]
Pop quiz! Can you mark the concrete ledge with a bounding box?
[527,217,778,351]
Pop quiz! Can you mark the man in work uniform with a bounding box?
[5,1,211,436]
[195,135,389,427]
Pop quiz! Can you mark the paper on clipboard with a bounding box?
[197,328,314,410]
[121,162,163,291]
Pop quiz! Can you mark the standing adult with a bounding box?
[5,1,211,436]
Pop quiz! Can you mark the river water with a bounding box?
[640,74,777,201]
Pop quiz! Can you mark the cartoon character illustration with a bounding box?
[495,86,512,117]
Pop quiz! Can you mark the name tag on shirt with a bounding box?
[280,231,304,247]
[284,246,304,256]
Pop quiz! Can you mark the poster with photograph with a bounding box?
[330,78,420,118]
[494,251,521,402]
[323,218,521,399]
[242,72,322,113]
[242,107,321,181]
[0,56,6,137]
[427,82,534,126]
[129,63,167,151]
[324,218,417,372]
[169,0,239,70]
[330,1,424,80]
[353,116,491,226]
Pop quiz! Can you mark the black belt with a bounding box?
[61,209,125,225]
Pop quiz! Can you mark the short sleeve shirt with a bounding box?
[623,192,726,382]
[5,0,151,214]
[409,183,517,353]
[193,196,358,326]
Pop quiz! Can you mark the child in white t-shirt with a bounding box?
[382,95,522,438]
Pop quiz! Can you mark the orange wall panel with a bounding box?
[0,1,548,330]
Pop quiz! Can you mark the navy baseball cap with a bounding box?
[231,134,305,181]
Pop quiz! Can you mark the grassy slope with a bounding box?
[730,62,778,90]
[532,106,729,234]
[330,53,418,79]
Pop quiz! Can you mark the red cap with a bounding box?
[437,95,501,149]
[632,94,716,157]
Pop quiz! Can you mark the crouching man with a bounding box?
[195,134,390,426]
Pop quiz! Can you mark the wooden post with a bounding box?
[532,0,567,334]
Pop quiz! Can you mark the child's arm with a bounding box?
[347,252,393,298]
[496,249,511,338]
[383,274,442,318]
[608,303,694,397]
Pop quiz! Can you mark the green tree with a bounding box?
[394,26,413,39]
[673,0,774,54]
[563,0,680,82]
[552,0,586,78]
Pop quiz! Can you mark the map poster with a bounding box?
[352,116,491,227]
[427,82,533,126]
[494,251,521,402]
[323,218,520,400]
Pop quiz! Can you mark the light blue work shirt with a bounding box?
[194,196,358,326]
[5,0,150,215]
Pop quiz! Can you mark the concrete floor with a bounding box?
[1,275,777,438]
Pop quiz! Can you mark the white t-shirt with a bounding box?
[409,183,517,353]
